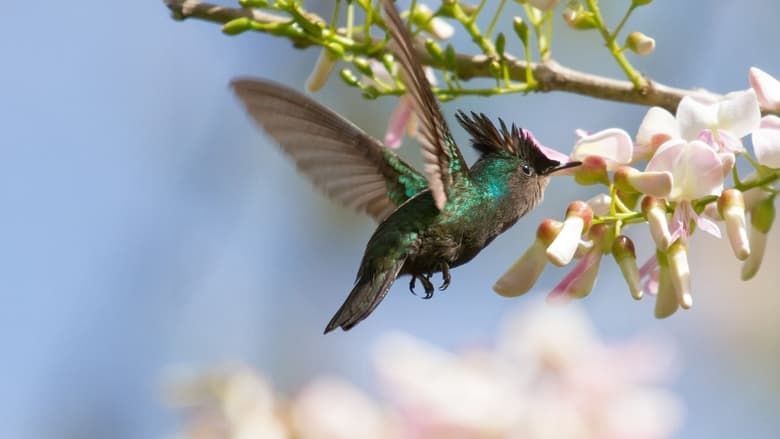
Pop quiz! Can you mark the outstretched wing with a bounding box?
[232,78,428,222]
[381,0,470,211]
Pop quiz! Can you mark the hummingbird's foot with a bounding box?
[409,273,435,299]
[439,263,451,291]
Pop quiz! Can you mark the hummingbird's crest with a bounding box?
[455,111,561,174]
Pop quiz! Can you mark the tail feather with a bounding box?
[325,259,406,333]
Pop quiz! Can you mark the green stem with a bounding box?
[485,0,507,38]
[585,0,646,89]
[611,4,636,40]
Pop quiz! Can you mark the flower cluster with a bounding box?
[169,305,682,438]
[496,67,780,318]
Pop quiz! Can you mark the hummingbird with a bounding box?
[231,0,580,333]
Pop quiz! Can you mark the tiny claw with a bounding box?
[439,263,451,291]
[409,275,417,295]
[420,274,435,299]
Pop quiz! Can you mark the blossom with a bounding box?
[364,60,438,149]
[749,67,780,111]
[645,139,724,242]
[547,224,610,303]
[546,201,593,266]
[570,128,634,170]
[752,115,780,168]
[676,89,760,153]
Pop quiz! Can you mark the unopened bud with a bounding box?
[612,235,643,300]
[410,4,454,40]
[547,201,593,266]
[718,189,750,260]
[562,6,597,30]
[654,251,679,318]
[614,165,672,198]
[339,68,360,87]
[307,49,339,92]
[667,240,692,309]
[626,31,655,56]
[512,17,529,46]
[222,17,252,35]
[631,0,653,6]
[742,196,776,280]
[641,196,672,249]
[574,156,610,186]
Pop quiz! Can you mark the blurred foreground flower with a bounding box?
[169,305,682,439]
[497,66,780,318]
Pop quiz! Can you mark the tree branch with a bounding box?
[163,0,713,113]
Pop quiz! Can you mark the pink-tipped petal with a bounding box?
[752,115,780,168]
[636,107,679,152]
[546,216,584,266]
[749,67,780,111]
[538,144,571,163]
[547,250,602,303]
[494,240,547,297]
[571,128,633,169]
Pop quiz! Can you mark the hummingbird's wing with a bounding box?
[232,78,428,222]
[382,0,470,211]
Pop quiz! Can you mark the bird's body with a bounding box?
[231,0,580,333]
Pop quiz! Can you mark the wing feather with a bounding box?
[381,0,470,210]
[232,78,428,221]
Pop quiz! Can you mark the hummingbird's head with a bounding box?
[455,111,581,212]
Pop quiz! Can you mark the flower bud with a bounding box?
[512,17,529,47]
[546,201,593,266]
[573,156,610,186]
[339,68,360,87]
[654,252,679,318]
[614,166,672,198]
[641,196,672,250]
[625,31,656,56]
[612,235,644,300]
[562,6,597,30]
[410,4,454,40]
[717,189,750,260]
[631,0,653,6]
[307,49,339,92]
[741,196,776,280]
[547,224,609,303]
[494,219,562,297]
[667,240,692,309]
[222,17,252,35]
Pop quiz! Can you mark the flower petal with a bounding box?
[384,95,415,149]
[571,128,633,169]
[636,107,680,150]
[752,115,780,168]
[676,96,718,141]
[647,140,724,201]
[717,89,761,139]
[749,67,780,111]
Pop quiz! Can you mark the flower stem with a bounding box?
[585,0,647,90]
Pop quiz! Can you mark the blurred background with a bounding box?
[1,1,779,437]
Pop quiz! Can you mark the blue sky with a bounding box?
[1,1,779,437]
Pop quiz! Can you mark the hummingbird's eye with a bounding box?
[521,164,532,176]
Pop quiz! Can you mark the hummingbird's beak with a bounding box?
[546,160,582,175]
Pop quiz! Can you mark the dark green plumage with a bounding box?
[231,0,580,333]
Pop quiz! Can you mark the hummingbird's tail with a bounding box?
[324,258,406,333]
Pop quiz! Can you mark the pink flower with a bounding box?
[749,67,780,111]
[676,89,760,153]
[646,139,724,241]
[752,115,780,168]
[570,128,634,170]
